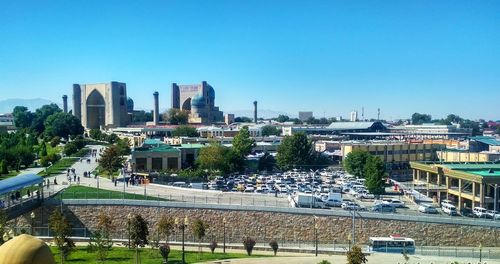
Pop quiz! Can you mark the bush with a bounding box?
[39,153,61,167]
[63,143,78,156]
[159,243,170,263]
[317,261,331,264]
[269,239,279,256]
[50,136,61,147]
[347,245,367,264]
[209,241,218,254]
[242,237,256,256]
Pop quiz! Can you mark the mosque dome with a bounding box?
[191,94,206,109]
[0,234,55,264]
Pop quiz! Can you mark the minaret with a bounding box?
[253,101,258,124]
[153,91,159,125]
[62,95,68,113]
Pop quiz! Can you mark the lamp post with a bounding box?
[223,217,227,253]
[175,216,189,264]
[314,216,319,256]
[479,242,482,263]
[30,212,35,235]
[127,213,132,249]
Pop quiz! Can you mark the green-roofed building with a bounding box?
[131,139,181,171]
[410,161,500,211]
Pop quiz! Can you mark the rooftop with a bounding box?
[469,136,500,146]
[0,174,43,195]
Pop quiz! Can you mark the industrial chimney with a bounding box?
[153,91,159,125]
[253,101,258,124]
[62,95,68,113]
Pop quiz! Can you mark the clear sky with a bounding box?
[0,0,499,120]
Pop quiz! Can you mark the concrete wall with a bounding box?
[17,204,500,247]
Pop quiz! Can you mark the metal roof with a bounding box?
[0,174,43,195]
[469,136,500,146]
[327,121,383,130]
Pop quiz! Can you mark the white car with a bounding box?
[342,201,364,211]
[323,198,343,207]
[473,207,488,218]
[386,199,406,208]
[486,210,500,220]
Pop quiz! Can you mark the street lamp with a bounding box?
[479,242,483,263]
[30,212,35,235]
[314,216,318,257]
[175,216,189,264]
[127,213,133,249]
[222,217,227,253]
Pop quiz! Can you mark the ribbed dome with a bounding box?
[191,94,206,108]
[0,234,55,264]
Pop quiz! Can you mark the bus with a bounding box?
[369,235,415,254]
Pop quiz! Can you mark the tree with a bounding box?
[496,126,500,136]
[276,132,314,170]
[276,115,290,123]
[159,244,170,263]
[165,108,188,125]
[343,149,370,178]
[0,160,8,175]
[261,125,281,136]
[31,104,62,135]
[63,143,78,156]
[411,113,432,125]
[209,241,218,254]
[156,214,174,242]
[50,136,61,147]
[364,156,386,195]
[49,208,75,263]
[234,116,252,123]
[39,142,48,157]
[258,152,276,172]
[98,146,125,177]
[346,245,367,264]
[132,110,153,123]
[89,129,103,140]
[12,106,34,129]
[88,211,114,262]
[197,144,244,174]
[172,125,199,137]
[116,138,131,156]
[233,126,255,157]
[14,145,35,169]
[191,219,208,254]
[44,112,84,139]
[129,214,149,264]
[243,237,256,256]
[269,240,279,256]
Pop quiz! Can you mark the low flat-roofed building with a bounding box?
[282,121,387,137]
[469,136,500,152]
[131,139,181,172]
[341,141,442,181]
[437,150,500,163]
[410,161,500,211]
[389,124,471,139]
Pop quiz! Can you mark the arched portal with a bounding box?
[86,90,105,129]
[182,98,191,111]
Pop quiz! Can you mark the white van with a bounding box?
[441,202,457,216]
[473,207,488,218]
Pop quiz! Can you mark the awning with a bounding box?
[0,174,43,196]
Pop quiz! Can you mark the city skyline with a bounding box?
[1,1,499,120]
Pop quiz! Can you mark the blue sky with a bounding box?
[0,0,499,120]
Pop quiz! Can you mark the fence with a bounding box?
[44,197,500,228]
[11,226,500,259]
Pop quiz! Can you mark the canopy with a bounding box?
[0,174,43,196]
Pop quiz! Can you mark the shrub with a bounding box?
[209,241,218,254]
[50,136,61,147]
[347,245,367,264]
[63,143,78,156]
[269,239,279,256]
[159,243,170,264]
[317,261,331,264]
[242,237,256,256]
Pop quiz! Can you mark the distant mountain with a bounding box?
[227,109,290,119]
[0,98,57,113]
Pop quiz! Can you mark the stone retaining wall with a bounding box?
[15,205,500,247]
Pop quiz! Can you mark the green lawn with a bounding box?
[38,158,78,177]
[70,147,91,158]
[0,170,20,180]
[51,246,260,264]
[57,185,167,201]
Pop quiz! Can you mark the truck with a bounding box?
[294,194,327,209]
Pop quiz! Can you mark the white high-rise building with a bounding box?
[350,111,358,122]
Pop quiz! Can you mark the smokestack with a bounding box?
[377,108,380,121]
[153,91,159,125]
[62,95,68,113]
[253,101,257,124]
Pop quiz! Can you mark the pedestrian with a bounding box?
[77,176,80,184]
[66,169,70,176]
[126,179,128,187]
[114,180,117,187]
[54,178,58,185]
[84,171,87,178]
[27,189,31,197]
[74,174,76,182]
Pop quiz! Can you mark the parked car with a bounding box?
[486,210,500,220]
[371,203,396,213]
[355,191,375,199]
[386,199,406,208]
[418,203,438,214]
[342,201,364,211]
[323,198,343,207]
[473,207,488,218]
